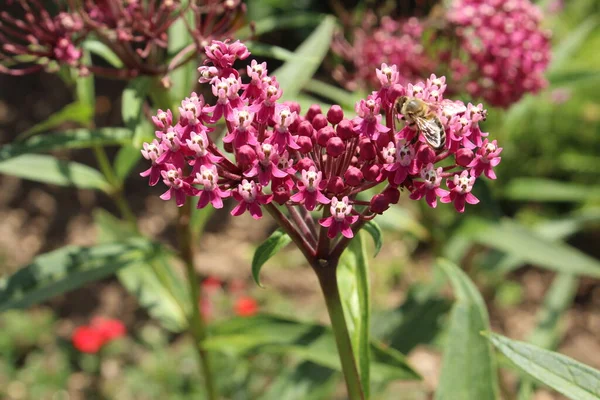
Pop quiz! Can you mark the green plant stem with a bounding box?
[177,200,218,400]
[313,261,365,400]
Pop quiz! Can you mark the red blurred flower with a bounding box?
[234,296,258,317]
[202,276,222,292]
[72,326,105,354]
[91,317,127,341]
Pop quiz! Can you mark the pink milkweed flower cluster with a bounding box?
[332,14,432,92]
[141,40,502,246]
[0,0,246,78]
[332,0,551,108]
[447,0,551,107]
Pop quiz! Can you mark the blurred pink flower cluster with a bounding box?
[141,40,502,247]
[332,0,551,108]
[0,0,245,77]
[447,0,551,107]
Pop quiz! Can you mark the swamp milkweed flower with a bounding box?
[141,39,502,246]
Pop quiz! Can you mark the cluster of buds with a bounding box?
[332,0,551,108]
[0,0,246,78]
[446,0,551,107]
[332,14,432,92]
[141,40,502,253]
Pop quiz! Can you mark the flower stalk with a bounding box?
[177,200,218,400]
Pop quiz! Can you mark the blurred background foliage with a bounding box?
[0,0,599,399]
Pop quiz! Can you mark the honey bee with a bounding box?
[394,96,446,150]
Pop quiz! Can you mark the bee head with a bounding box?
[394,96,408,116]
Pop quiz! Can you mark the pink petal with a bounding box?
[319,217,333,227]
[465,192,480,205]
[160,188,172,201]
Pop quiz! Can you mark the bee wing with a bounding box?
[415,116,445,149]
[440,100,467,117]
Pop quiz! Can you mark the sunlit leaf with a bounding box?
[259,361,337,400]
[0,154,109,191]
[246,42,295,61]
[0,239,161,312]
[338,233,371,397]
[16,102,94,141]
[275,16,336,100]
[251,229,292,287]
[362,220,383,257]
[435,259,499,400]
[504,178,600,202]
[1,128,132,162]
[487,333,600,400]
[82,39,123,68]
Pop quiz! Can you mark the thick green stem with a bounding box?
[177,201,219,400]
[313,261,365,400]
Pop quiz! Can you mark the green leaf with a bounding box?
[82,39,123,68]
[338,233,371,397]
[435,259,499,400]
[374,206,429,241]
[76,50,95,109]
[363,220,383,257]
[167,9,195,102]
[487,333,600,400]
[206,314,420,384]
[304,80,361,110]
[274,16,336,100]
[0,239,160,312]
[114,117,154,181]
[237,13,326,38]
[259,361,337,400]
[1,128,132,162]
[190,197,215,237]
[461,218,600,278]
[0,154,109,191]
[549,17,599,72]
[371,285,452,354]
[504,178,600,202]
[548,69,600,86]
[16,102,94,141]
[246,41,295,61]
[94,210,189,332]
[122,77,150,130]
[251,229,292,287]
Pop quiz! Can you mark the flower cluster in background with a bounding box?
[0,0,246,78]
[141,39,502,246]
[72,317,126,354]
[332,0,551,108]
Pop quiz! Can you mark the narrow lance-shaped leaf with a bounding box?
[0,239,161,312]
[275,16,336,100]
[487,333,600,400]
[1,128,132,162]
[251,229,292,287]
[82,39,124,68]
[338,233,371,397]
[0,154,109,191]
[435,258,499,400]
[362,220,383,257]
[15,102,94,141]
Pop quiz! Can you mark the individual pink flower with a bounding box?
[223,108,258,150]
[268,106,300,153]
[186,130,223,174]
[409,164,450,208]
[140,140,165,186]
[319,196,359,238]
[353,97,389,140]
[195,165,230,209]
[244,144,289,186]
[160,165,196,207]
[231,180,272,219]
[385,139,419,186]
[468,139,502,179]
[440,170,479,213]
[290,167,330,211]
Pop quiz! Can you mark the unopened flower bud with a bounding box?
[296,136,313,153]
[383,186,400,204]
[456,148,474,167]
[312,114,328,131]
[296,157,315,172]
[297,120,314,137]
[326,137,345,157]
[370,194,390,214]
[284,101,301,115]
[317,126,335,147]
[224,142,234,153]
[327,105,344,125]
[388,84,405,103]
[327,176,345,194]
[362,164,380,181]
[236,145,256,167]
[359,139,376,161]
[336,119,355,140]
[273,184,291,204]
[344,166,363,186]
[305,104,322,122]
